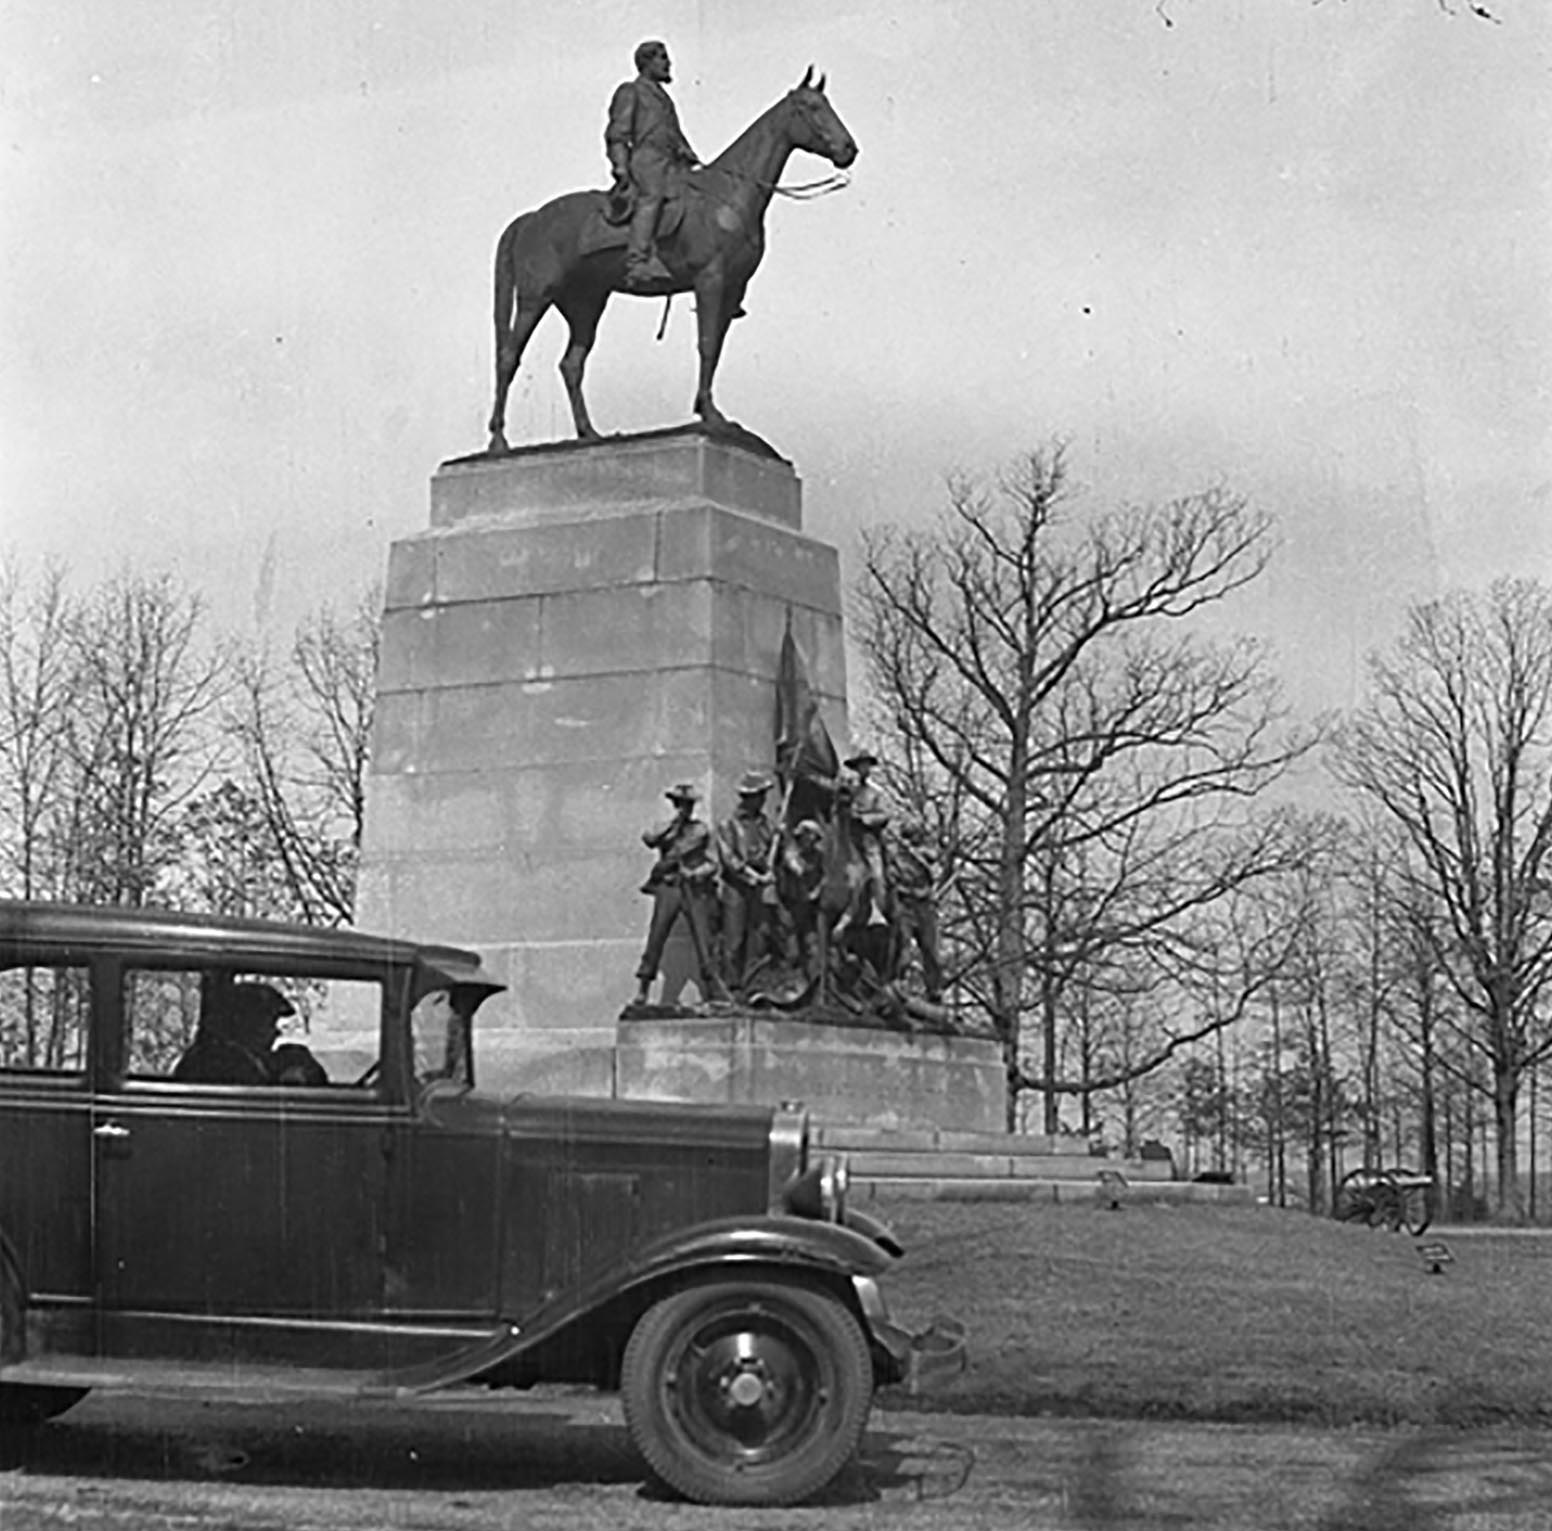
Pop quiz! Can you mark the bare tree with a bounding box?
[231,589,379,925]
[0,560,77,902]
[1335,578,1552,1220]
[854,445,1316,1130]
[63,570,229,907]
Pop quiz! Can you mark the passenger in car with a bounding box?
[172,983,295,1085]
[271,1041,329,1086]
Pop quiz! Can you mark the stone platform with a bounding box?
[615,1012,1005,1133]
[356,427,849,1079]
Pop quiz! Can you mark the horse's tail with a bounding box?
[492,218,520,344]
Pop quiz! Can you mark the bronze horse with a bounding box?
[486,70,858,451]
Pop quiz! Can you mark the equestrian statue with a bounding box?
[486,48,858,452]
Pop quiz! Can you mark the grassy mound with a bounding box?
[872,1197,1552,1427]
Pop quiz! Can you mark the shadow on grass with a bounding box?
[0,1397,978,1509]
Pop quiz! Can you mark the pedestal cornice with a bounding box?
[433,425,801,531]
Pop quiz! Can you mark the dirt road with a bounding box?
[1,1389,1549,1529]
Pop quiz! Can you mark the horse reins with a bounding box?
[726,168,852,199]
[770,169,852,199]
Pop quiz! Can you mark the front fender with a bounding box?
[375,1213,892,1394]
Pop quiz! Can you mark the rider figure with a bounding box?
[606,40,700,290]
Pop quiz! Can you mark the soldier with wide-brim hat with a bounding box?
[893,819,945,1002]
[719,768,778,992]
[838,749,889,912]
[634,782,726,1006]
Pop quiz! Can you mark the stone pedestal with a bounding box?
[614,1015,1006,1133]
[356,428,848,1092]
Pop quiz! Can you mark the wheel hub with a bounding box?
[724,1362,771,1409]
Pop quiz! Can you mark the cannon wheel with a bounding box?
[1335,1166,1387,1227]
[1382,1166,1434,1237]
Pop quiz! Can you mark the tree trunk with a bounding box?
[997,755,1029,1136]
[1418,998,1440,1216]
[1493,1064,1525,1222]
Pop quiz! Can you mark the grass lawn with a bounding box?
[868,1195,1552,1428]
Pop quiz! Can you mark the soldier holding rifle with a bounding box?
[633,782,729,1006]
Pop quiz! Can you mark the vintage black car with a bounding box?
[0,900,961,1505]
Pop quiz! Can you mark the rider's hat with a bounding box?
[844,749,879,770]
[737,770,773,795]
[664,782,700,804]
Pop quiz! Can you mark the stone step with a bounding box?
[849,1177,1255,1206]
[813,1123,1179,1185]
[815,1124,1073,1156]
[838,1150,1174,1183]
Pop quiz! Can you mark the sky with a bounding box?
[2,0,1548,718]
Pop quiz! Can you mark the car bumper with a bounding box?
[852,1276,967,1395]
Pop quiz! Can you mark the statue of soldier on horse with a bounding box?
[487,44,858,451]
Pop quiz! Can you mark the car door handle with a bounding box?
[93,1121,132,1144]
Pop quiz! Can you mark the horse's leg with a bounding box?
[487,294,549,453]
[556,286,610,441]
[487,224,518,452]
[691,268,735,430]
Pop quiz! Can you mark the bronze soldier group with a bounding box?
[631,755,945,1011]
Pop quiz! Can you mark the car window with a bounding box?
[410,987,473,1091]
[123,966,384,1090]
[0,962,90,1075]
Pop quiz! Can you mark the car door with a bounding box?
[0,953,95,1355]
[91,960,397,1363]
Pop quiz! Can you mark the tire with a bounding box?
[620,1274,874,1506]
[1383,1167,1434,1237]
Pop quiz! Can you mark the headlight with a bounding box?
[782,1153,849,1222]
[767,1100,809,1210]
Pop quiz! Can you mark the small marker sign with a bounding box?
[1096,1168,1128,1210]
[1415,1239,1454,1275]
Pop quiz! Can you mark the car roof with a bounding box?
[0,900,503,991]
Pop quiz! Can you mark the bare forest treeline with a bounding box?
[0,558,377,938]
[850,448,1552,1225]
[5,476,1552,1222]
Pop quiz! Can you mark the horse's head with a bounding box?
[786,66,858,169]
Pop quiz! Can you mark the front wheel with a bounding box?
[620,1275,874,1506]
